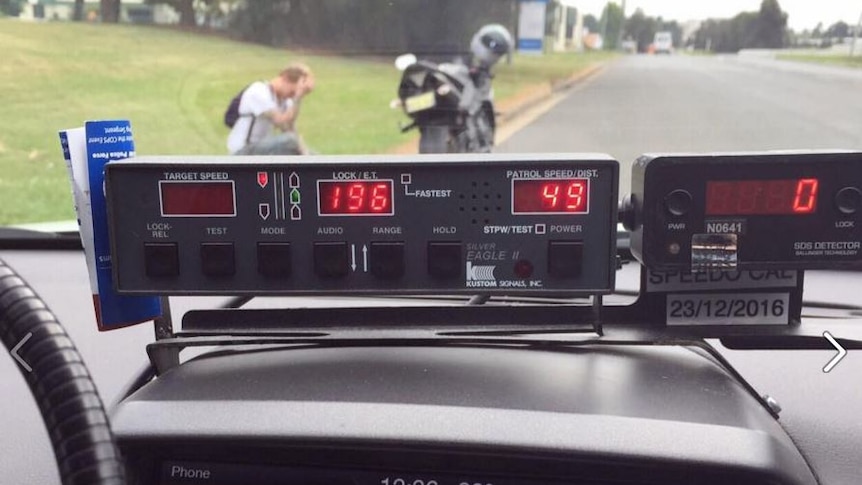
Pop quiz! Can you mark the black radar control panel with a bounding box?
[624,151,862,271]
[106,155,618,296]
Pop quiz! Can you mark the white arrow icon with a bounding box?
[259,203,270,220]
[823,331,847,373]
[11,332,33,373]
[362,245,369,272]
[351,244,357,272]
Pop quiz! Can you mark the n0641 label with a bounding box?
[666,293,789,325]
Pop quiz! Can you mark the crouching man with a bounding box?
[227,63,314,155]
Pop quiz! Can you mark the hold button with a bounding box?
[548,241,583,278]
[428,242,462,279]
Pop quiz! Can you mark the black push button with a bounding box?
[201,243,235,277]
[258,243,291,278]
[370,242,405,279]
[428,242,462,279]
[835,187,862,215]
[548,241,583,278]
[144,243,179,278]
[314,242,349,278]
[664,189,692,216]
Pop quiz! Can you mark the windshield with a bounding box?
[3,4,862,485]
[2,1,861,249]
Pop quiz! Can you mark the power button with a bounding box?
[664,190,692,216]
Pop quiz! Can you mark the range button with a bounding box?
[370,242,405,280]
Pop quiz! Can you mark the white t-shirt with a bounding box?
[226,81,293,154]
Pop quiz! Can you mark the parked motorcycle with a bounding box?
[393,24,513,154]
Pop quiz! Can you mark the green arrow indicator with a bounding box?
[290,188,301,204]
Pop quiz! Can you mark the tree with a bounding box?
[754,0,787,48]
[229,0,515,51]
[583,14,599,33]
[147,0,195,27]
[692,1,786,53]
[73,0,84,20]
[100,0,120,22]
[624,8,656,52]
[599,2,624,50]
[826,21,850,39]
[0,0,23,16]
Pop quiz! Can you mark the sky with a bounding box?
[561,0,862,31]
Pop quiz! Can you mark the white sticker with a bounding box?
[666,293,790,326]
[647,270,797,292]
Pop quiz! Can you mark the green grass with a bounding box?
[0,19,613,224]
[777,53,862,69]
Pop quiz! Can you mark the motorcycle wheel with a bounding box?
[418,125,453,154]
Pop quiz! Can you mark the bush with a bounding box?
[228,0,515,55]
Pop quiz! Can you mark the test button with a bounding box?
[201,243,235,277]
[548,241,584,278]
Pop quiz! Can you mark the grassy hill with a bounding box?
[0,19,612,224]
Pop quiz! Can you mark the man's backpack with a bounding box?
[223,85,250,128]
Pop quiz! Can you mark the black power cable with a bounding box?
[0,259,124,485]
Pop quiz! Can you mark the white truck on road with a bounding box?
[654,31,673,54]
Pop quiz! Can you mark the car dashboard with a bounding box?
[2,152,862,485]
[115,343,813,485]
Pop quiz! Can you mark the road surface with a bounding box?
[498,53,862,196]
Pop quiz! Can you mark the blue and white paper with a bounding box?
[60,120,162,330]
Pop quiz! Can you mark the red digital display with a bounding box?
[160,182,236,217]
[318,180,394,216]
[512,179,589,214]
[705,179,819,215]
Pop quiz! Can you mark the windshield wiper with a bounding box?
[0,226,82,250]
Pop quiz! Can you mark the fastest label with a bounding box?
[666,292,790,325]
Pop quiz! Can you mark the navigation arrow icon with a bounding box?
[11,332,33,373]
[823,331,847,373]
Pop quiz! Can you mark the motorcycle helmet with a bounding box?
[470,24,514,68]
